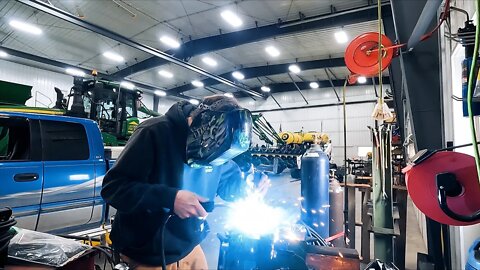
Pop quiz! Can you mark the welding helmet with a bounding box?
[186,98,252,167]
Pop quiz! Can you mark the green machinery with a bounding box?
[0,78,160,146]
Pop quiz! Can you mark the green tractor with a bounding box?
[0,78,160,146]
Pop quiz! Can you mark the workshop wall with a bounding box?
[240,85,383,164]
[0,59,156,110]
[0,59,73,107]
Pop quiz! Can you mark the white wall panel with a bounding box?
[0,59,156,110]
[0,59,72,108]
[239,85,385,163]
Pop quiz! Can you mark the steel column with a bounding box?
[390,1,445,269]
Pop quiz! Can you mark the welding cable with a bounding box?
[467,0,480,184]
[160,214,173,270]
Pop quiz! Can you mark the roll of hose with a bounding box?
[0,208,17,267]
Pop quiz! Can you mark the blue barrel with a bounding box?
[301,145,330,238]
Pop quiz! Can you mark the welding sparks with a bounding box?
[311,209,317,214]
[338,252,344,258]
[225,193,293,238]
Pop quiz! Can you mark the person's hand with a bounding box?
[255,174,271,197]
[174,190,208,219]
[246,172,271,197]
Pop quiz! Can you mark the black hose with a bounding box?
[161,214,173,270]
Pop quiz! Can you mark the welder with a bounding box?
[101,95,264,270]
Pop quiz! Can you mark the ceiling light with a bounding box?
[120,81,135,90]
[288,64,301,74]
[65,68,86,77]
[357,76,367,84]
[261,86,271,92]
[189,99,200,105]
[9,20,42,35]
[202,56,218,67]
[192,80,204,87]
[334,30,348,44]
[158,70,174,78]
[0,51,8,58]
[154,90,167,96]
[224,93,234,98]
[232,71,245,80]
[221,10,243,27]
[265,46,280,57]
[310,82,319,89]
[103,51,124,62]
[160,35,180,49]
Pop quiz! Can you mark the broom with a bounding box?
[371,0,394,121]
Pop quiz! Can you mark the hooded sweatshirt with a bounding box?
[101,101,207,265]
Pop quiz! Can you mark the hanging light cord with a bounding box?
[468,0,480,184]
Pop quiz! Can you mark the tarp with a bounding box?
[0,80,33,106]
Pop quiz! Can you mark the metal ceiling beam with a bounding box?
[168,58,345,95]
[16,0,262,98]
[0,45,179,98]
[234,77,390,97]
[112,2,392,78]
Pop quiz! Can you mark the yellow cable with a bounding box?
[378,0,383,104]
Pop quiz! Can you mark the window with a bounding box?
[0,117,31,161]
[41,120,89,161]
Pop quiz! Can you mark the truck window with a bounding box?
[40,120,89,161]
[0,117,30,161]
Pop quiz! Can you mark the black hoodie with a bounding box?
[101,101,207,266]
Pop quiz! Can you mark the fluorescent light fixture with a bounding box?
[158,70,173,78]
[154,90,167,96]
[202,56,218,67]
[65,68,86,77]
[224,92,234,98]
[0,51,8,58]
[265,46,280,57]
[232,71,245,80]
[310,82,319,89]
[357,76,367,84]
[9,20,42,35]
[192,80,204,87]
[261,86,271,92]
[103,51,124,62]
[288,64,301,74]
[189,99,200,105]
[160,35,180,49]
[334,30,348,44]
[120,81,135,90]
[221,10,243,27]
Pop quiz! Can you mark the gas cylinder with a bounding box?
[329,179,344,247]
[301,145,330,238]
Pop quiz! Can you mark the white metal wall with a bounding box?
[0,59,156,110]
[239,85,383,163]
[0,59,73,108]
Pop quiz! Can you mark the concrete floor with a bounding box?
[201,172,427,270]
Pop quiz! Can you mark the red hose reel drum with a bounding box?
[345,32,395,77]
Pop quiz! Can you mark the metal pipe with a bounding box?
[252,99,376,113]
[324,69,341,102]
[287,73,309,104]
[270,94,282,108]
[16,0,263,98]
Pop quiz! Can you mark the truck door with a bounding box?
[0,116,43,230]
[36,119,95,233]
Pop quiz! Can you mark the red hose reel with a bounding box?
[344,32,398,84]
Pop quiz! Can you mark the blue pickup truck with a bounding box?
[0,111,115,233]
